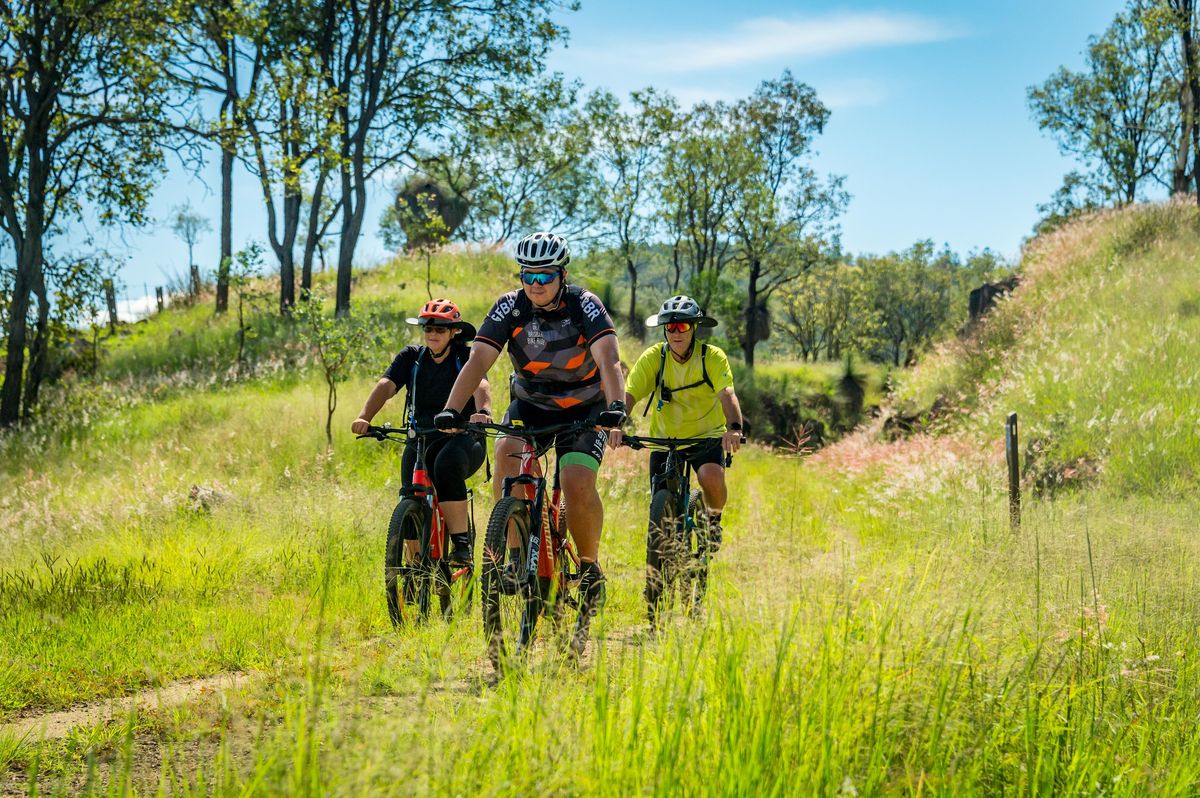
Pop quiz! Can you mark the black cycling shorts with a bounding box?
[649,438,724,490]
[401,432,486,502]
[500,399,607,470]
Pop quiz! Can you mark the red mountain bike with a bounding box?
[466,420,591,673]
[358,425,476,625]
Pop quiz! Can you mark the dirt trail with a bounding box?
[1,672,257,741]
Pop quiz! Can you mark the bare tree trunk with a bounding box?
[301,166,328,295]
[1,165,44,426]
[742,259,761,369]
[216,131,233,313]
[335,155,368,319]
[22,269,50,418]
[2,254,34,425]
[1174,77,1193,194]
[1182,0,1200,206]
[626,255,643,341]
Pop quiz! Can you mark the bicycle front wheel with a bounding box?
[646,488,685,626]
[685,489,710,615]
[481,496,532,673]
[386,498,431,626]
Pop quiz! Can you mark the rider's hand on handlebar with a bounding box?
[468,411,492,425]
[596,400,627,431]
[434,408,465,432]
[606,428,624,450]
[351,417,371,435]
[721,429,743,454]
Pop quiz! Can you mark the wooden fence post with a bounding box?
[156,287,165,312]
[1005,412,1021,531]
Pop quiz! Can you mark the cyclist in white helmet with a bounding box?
[435,232,626,655]
[613,295,744,553]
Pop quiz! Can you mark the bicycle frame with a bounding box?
[499,440,577,589]
[406,432,471,581]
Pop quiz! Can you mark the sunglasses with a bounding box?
[665,321,695,334]
[518,270,558,286]
[423,325,451,335]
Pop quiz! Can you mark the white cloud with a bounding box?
[817,78,889,109]
[634,12,963,73]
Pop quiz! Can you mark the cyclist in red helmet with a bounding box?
[352,299,492,565]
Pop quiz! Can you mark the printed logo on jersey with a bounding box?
[526,318,546,350]
[490,296,515,322]
[579,294,602,322]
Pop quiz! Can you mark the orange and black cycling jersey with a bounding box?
[474,285,615,411]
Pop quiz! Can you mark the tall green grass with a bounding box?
[6,203,1200,795]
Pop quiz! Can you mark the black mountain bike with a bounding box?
[357,425,476,626]
[467,420,593,673]
[622,435,732,627]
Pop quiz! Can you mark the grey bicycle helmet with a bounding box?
[645,295,718,328]
[515,232,570,270]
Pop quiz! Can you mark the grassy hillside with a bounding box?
[3,204,1200,795]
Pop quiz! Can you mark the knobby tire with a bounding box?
[482,496,531,674]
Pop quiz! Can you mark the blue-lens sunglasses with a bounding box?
[518,270,558,286]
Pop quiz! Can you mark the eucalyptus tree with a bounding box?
[170,0,259,313]
[1160,0,1200,200]
[418,77,595,247]
[1029,3,1177,206]
[726,71,847,368]
[0,0,179,425]
[584,87,676,337]
[307,0,574,318]
[659,101,742,307]
[860,242,958,367]
[239,1,339,314]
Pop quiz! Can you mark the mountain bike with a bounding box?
[466,420,592,673]
[622,435,733,627]
[357,425,476,626]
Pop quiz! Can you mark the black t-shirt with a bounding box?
[382,342,476,428]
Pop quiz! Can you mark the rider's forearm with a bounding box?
[718,388,743,427]
[591,337,625,404]
[473,379,492,416]
[356,379,397,422]
[444,347,497,412]
[624,391,635,408]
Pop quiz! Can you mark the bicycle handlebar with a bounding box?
[621,434,739,450]
[464,420,596,440]
[355,423,440,441]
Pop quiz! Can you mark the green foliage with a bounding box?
[418,76,595,245]
[892,201,1200,495]
[5,204,1200,795]
[294,291,381,452]
[0,0,181,425]
[1028,1,1180,210]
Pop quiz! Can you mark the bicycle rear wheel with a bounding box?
[646,488,685,627]
[481,496,532,673]
[385,499,431,626]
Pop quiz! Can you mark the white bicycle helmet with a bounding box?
[515,232,570,269]
[645,295,718,328]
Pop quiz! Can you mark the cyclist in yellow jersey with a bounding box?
[611,295,744,551]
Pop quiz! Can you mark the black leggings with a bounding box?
[401,434,485,501]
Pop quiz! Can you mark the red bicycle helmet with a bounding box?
[405,298,476,340]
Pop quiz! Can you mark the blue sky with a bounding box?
[95,0,1126,309]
